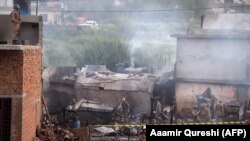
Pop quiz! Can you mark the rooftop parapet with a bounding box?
[0,14,43,46]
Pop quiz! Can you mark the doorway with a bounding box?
[0,98,11,141]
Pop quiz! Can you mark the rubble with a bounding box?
[91,124,146,141]
[66,98,114,113]
[94,126,116,135]
[36,95,80,141]
[36,125,79,141]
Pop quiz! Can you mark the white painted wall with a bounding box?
[176,38,250,82]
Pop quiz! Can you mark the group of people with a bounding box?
[116,96,226,124]
[192,100,224,122]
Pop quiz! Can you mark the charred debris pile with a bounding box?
[42,65,174,125]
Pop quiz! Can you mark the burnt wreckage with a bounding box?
[42,65,173,124]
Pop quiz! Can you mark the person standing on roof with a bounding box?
[10,4,22,44]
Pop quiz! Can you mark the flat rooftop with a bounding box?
[172,29,250,39]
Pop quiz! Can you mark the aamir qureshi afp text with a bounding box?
[150,128,220,137]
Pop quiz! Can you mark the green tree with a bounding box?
[43,38,74,67]
[67,30,130,70]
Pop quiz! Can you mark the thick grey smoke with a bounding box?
[40,0,195,69]
[42,68,57,92]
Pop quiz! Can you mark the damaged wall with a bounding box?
[176,82,250,116]
[42,67,77,113]
[43,83,75,114]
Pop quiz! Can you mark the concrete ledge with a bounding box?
[176,77,250,86]
[0,45,40,50]
[171,33,250,39]
[0,94,26,98]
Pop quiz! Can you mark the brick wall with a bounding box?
[22,48,42,141]
[0,50,23,95]
[0,46,41,141]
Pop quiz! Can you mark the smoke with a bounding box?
[127,16,183,71]
[107,1,193,71]
[41,0,207,71]
[202,14,250,30]
[42,68,57,92]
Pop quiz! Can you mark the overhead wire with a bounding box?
[36,4,250,13]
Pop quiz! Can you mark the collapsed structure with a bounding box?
[43,65,155,124]
[0,14,42,141]
[173,14,250,120]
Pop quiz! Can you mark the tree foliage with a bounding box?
[67,30,130,70]
[44,0,250,69]
[43,27,130,70]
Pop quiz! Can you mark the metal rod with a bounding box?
[36,0,38,15]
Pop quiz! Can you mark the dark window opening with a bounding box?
[0,98,11,141]
[32,23,39,28]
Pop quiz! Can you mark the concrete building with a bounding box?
[0,15,42,141]
[173,14,250,119]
